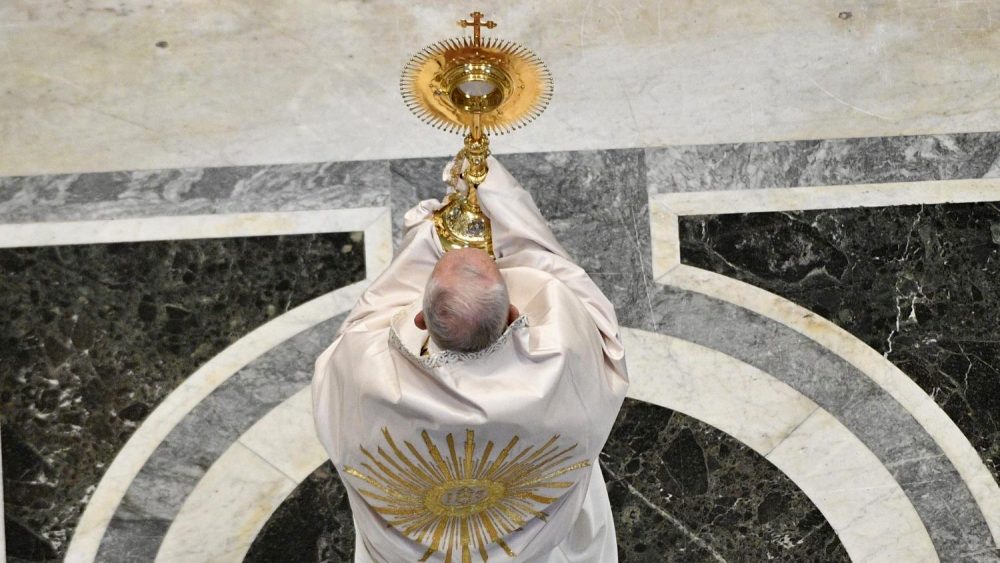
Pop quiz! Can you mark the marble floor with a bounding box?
[2,132,999,562]
[3,2,1000,563]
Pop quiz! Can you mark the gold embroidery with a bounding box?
[343,428,590,563]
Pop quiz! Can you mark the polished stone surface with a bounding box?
[98,314,347,562]
[244,401,850,562]
[604,402,847,562]
[647,282,996,559]
[5,132,1000,560]
[0,160,389,224]
[4,2,1000,176]
[647,132,1000,195]
[0,234,365,561]
[244,462,354,563]
[679,201,1000,486]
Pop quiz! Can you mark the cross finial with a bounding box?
[458,11,496,46]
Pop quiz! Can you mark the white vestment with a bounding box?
[313,157,629,562]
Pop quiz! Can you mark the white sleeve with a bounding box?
[471,156,627,375]
[338,199,445,333]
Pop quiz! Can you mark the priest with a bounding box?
[313,156,629,562]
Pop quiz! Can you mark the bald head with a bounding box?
[416,248,518,353]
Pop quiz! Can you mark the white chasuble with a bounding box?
[313,157,629,562]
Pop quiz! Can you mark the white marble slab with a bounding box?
[623,329,818,455]
[238,387,326,483]
[158,385,330,562]
[155,442,297,563]
[2,1,998,176]
[200,386,330,562]
[767,410,940,563]
[66,283,366,563]
[0,208,386,248]
[651,177,1000,278]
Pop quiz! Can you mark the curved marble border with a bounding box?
[155,331,937,562]
[63,210,391,563]
[646,281,996,558]
[649,178,1000,550]
[661,266,1000,547]
[95,313,351,561]
[68,286,362,563]
[157,387,323,562]
[625,330,936,562]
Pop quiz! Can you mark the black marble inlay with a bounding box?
[1,233,366,561]
[679,201,1000,483]
[244,400,849,562]
[603,402,847,562]
[98,313,349,562]
[245,462,354,563]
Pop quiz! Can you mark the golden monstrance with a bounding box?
[401,11,553,256]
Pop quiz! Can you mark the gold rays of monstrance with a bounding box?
[400,11,553,256]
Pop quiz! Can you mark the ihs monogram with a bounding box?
[343,428,590,563]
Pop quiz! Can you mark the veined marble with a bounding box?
[678,202,1000,548]
[244,461,353,562]
[0,208,387,562]
[157,387,326,562]
[98,314,346,562]
[6,132,1000,560]
[1,232,365,561]
[647,132,1000,195]
[154,442,296,563]
[2,2,999,176]
[70,283,369,563]
[0,160,389,223]
[648,177,1000,549]
[1,424,5,562]
[622,329,936,562]
[766,410,939,562]
[0,208,387,248]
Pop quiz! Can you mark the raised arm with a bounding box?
[338,200,444,333]
[469,157,626,369]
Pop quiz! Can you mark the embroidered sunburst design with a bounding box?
[343,428,590,563]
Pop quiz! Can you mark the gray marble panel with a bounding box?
[95,520,170,563]
[390,150,654,328]
[0,160,390,223]
[650,284,998,560]
[95,313,346,562]
[388,156,450,250]
[647,132,1000,194]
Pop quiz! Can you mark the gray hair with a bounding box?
[423,262,509,353]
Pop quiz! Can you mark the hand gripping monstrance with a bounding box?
[401,11,553,256]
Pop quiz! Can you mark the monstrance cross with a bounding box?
[458,11,497,46]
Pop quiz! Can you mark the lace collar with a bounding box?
[389,309,528,369]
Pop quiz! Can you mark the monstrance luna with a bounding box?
[400,11,553,256]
